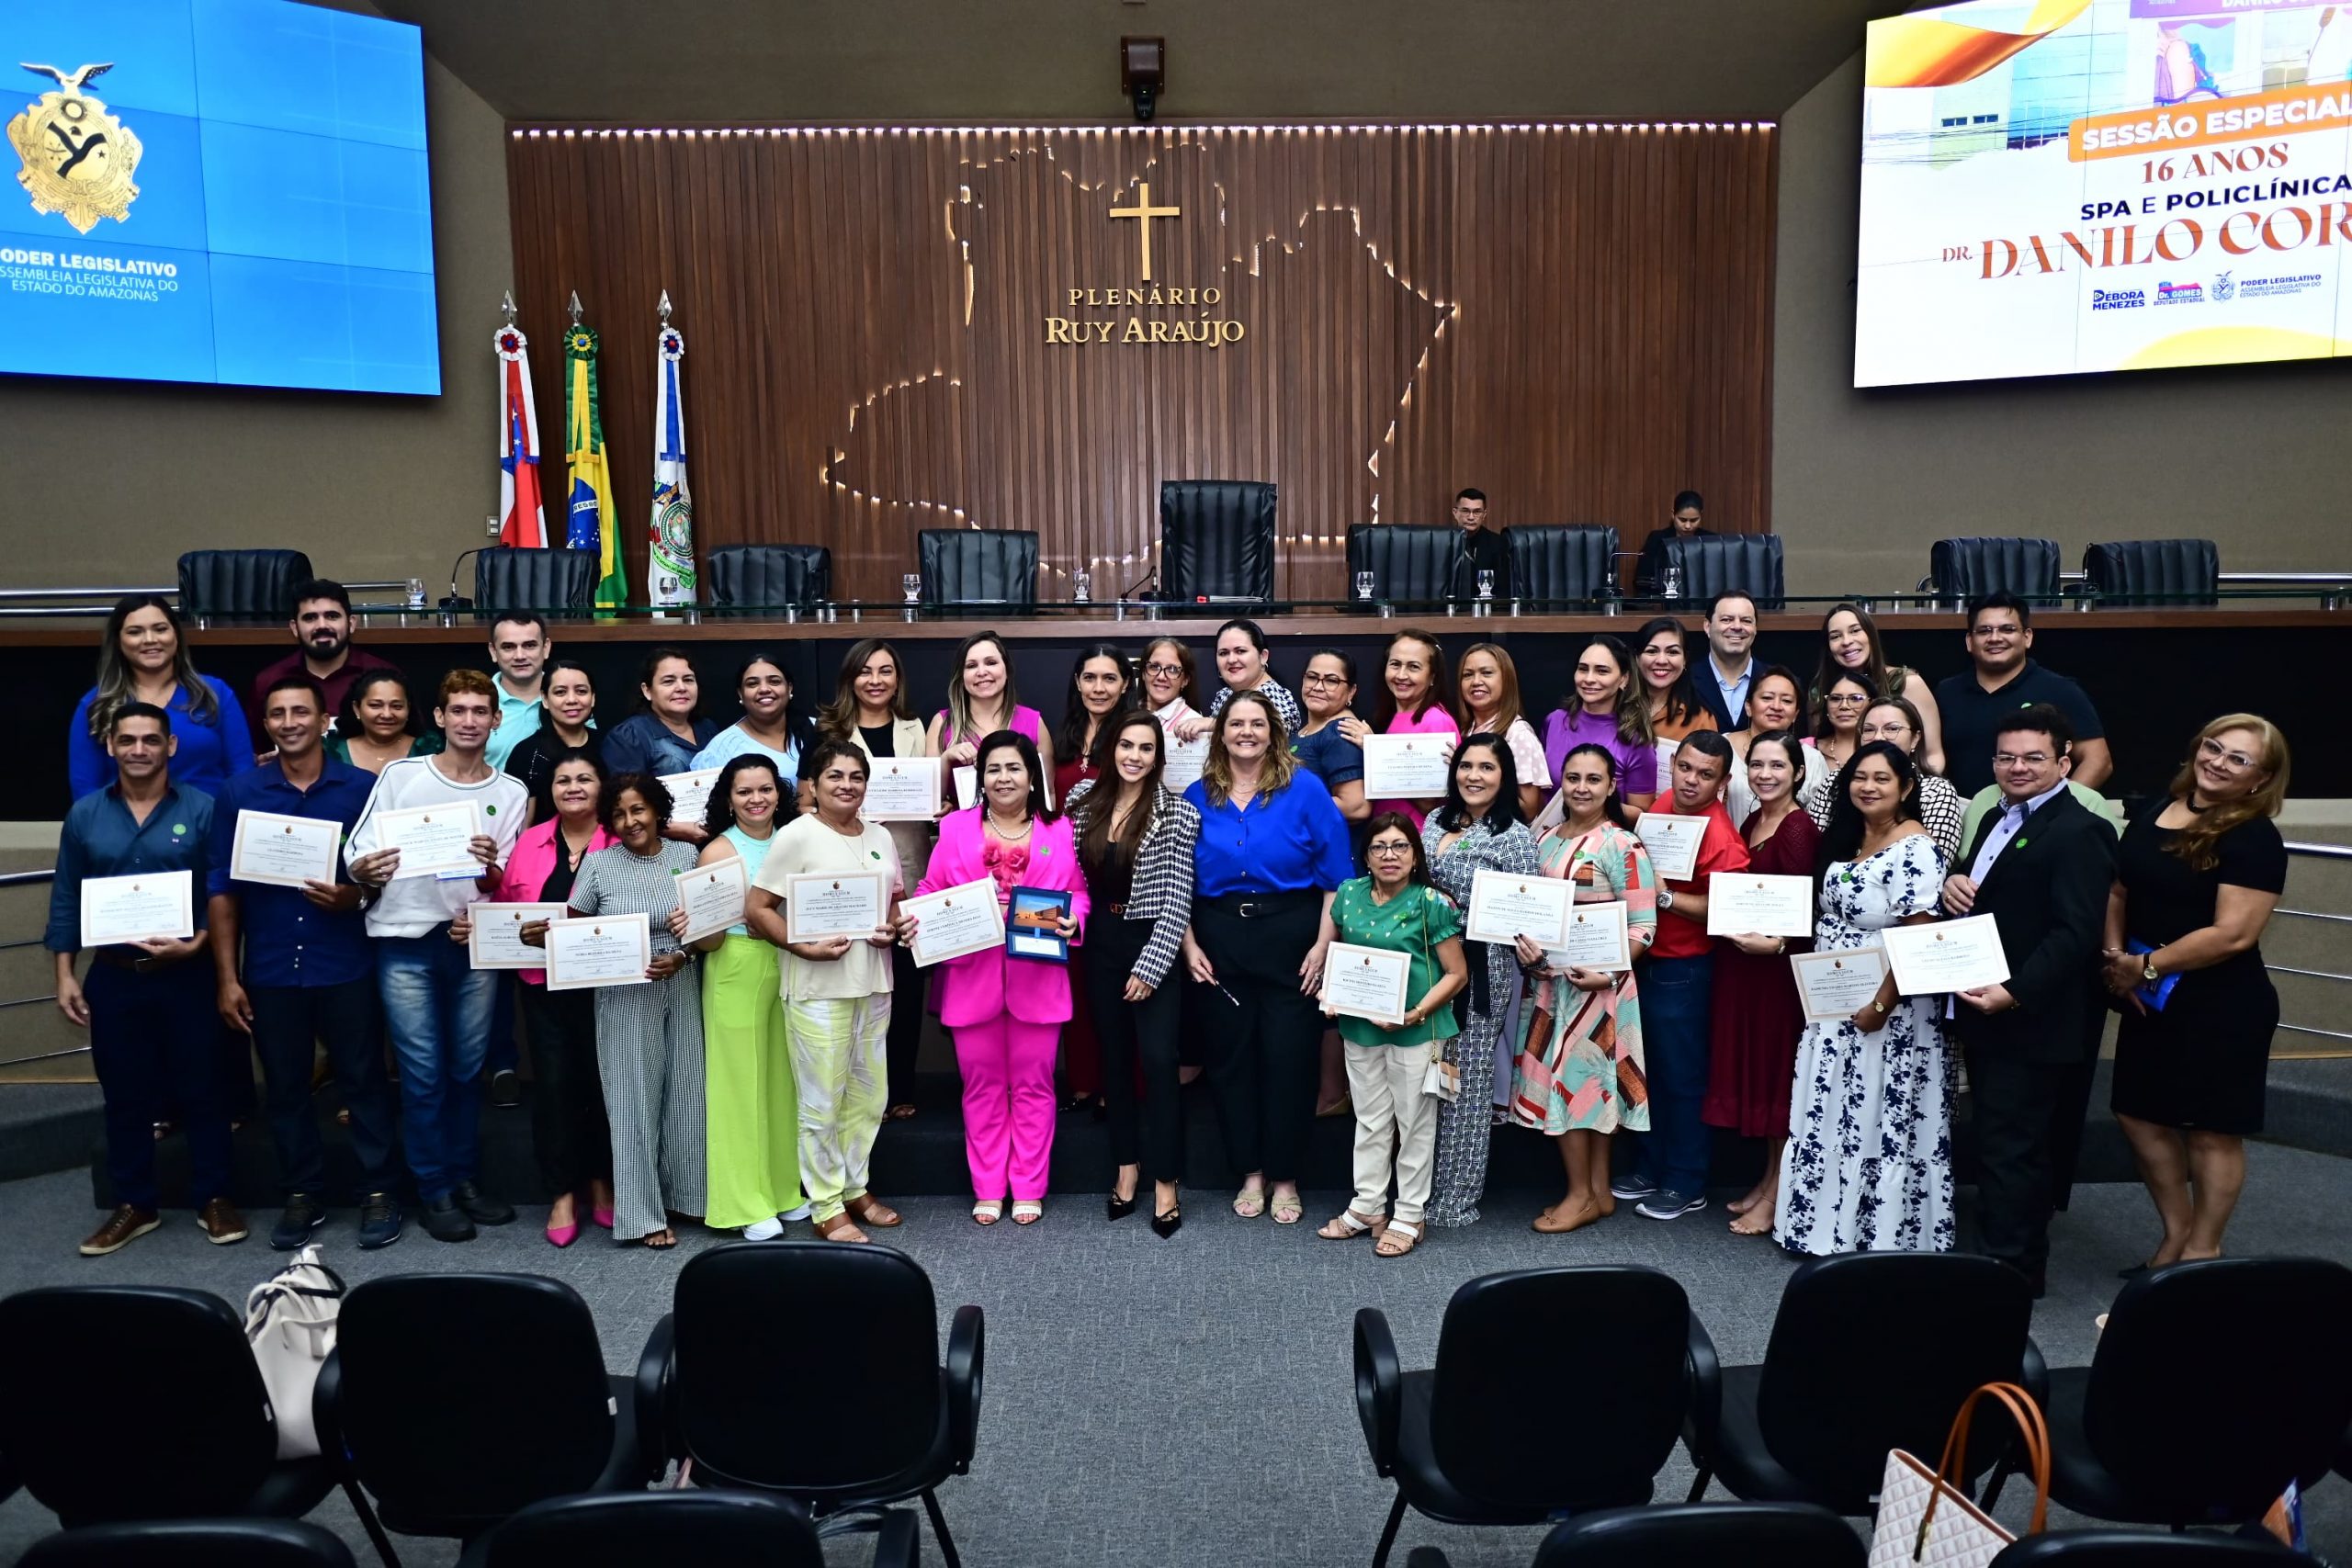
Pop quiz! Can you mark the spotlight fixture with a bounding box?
[1121,37,1164,123]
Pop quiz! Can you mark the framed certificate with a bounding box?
[1007,886,1073,963]
[1634,813,1705,882]
[230,810,340,889]
[903,878,1005,967]
[1705,873,1816,938]
[677,860,750,943]
[1360,733,1452,799]
[469,903,568,970]
[658,768,722,829]
[79,869,195,948]
[862,757,942,822]
[786,871,885,942]
[1323,941,1411,1026]
[1465,867,1570,947]
[544,912,653,991]
[1883,916,2012,997]
[1547,898,1632,973]
[1791,947,1889,1025]
[375,803,483,881]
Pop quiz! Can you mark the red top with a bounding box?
[1647,800,1750,961]
[249,648,401,750]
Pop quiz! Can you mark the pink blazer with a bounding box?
[916,807,1089,1028]
[493,817,617,986]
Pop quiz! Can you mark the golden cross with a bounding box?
[1108,180,1181,281]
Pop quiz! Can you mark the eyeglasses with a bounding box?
[1993,751,2053,768]
[1368,842,1413,857]
[1300,671,1351,688]
[2198,737,2262,772]
[1972,622,2024,638]
[1826,693,1871,706]
[1860,724,1913,740]
[1143,662,1184,679]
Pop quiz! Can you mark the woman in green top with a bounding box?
[328,670,443,772]
[1313,812,1468,1258]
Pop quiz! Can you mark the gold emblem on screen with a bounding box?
[8,62,143,235]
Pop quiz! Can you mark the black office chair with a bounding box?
[1660,534,1784,608]
[1344,525,1459,606]
[0,1287,334,1528]
[19,1518,357,1568]
[475,547,600,613]
[313,1273,650,1557]
[1684,1252,2046,1514]
[1402,1502,1863,1568]
[1354,1267,1699,1568]
[1987,1258,2352,1529]
[1989,1533,2301,1565]
[1504,525,1619,607]
[1928,537,2063,603]
[1160,479,1276,603]
[636,1242,984,1567]
[177,548,315,623]
[704,544,833,612]
[479,1490,920,1568]
[2080,539,2220,605]
[918,529,1038,607]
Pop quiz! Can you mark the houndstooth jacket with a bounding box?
[1063,778,1200,990]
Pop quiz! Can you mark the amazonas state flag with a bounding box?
[495,321,546,547]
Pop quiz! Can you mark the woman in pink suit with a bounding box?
[910,730,1089,1226]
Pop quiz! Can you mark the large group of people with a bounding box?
[43,571,2295,1294]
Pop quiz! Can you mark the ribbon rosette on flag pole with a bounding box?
[495,292,547,548]
[647,289,695,608]
[561,292,623,609]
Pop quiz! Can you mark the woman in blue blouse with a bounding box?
[1180,692,1353,1225]
[601,647,720,839]
[68,595,253,800]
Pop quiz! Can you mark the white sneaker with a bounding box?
[742,1217,785,1241]
[779,1201,813,1223]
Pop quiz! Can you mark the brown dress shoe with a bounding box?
[80,1205,161,1257]
[198,1198,250,1246]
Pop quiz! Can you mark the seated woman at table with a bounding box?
[1459,642,1550,821]
[1832,695,1963,864]
[601,649,720,840]
[1370,627,1461,830]
[925,629,1054,788]
[68,594,253,799]
[1723,667,1823,824]
[1539,635,1654,818]
[691,652,816,795]
[1177,618,1301,740]
[1813,602,1944,776]
[329,670,444,773]
[502,660,598,823]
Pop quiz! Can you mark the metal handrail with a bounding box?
[0,581,406,602]
[2285,842,2352,861]
[0,870,54,887]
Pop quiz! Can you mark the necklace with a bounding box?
[987,812,1033,840]
[820,811,865,838]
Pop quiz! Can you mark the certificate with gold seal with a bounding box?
[1465,867,1570,947]
[468,903,568,970]
[375,803,482,881]
[1633,813,1705,882]
[1791,947,1888,1024]
[229,810,341,889]
[862,757,942,822]
[903,878,1004,968]
[544,912,653,992]
[1884,916,2011,997]
[1705,873,1815,938]
[785,871,884,943]
[1546,899,1632,974]
[80,870,195,948]
[677,860,751,944]
[1322,942,1411,1027]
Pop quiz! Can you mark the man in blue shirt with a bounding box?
[48,702,248,1256]
[210,675,405,1252]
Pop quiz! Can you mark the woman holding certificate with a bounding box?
[68,594,254,801]
[688,756,806,1240]
[1510,744,1657,1235]
[1367,629,1460,830]
[1775,742,1954,1257]
[926,631,1053,784]
[600,649,720,834]
[1314,815,1468,1258]
[1458,644,1551,822]
[1538,636,1656,813]
[913,731,1086,1226]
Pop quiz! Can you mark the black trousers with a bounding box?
[1193,897,1322,1184]
[251,976,401,1198]
[885,943,928,1108]
[519,981,613,1194]
[1084,913,1183,1185]
[88,959,230,1212]
[1966,1045,2087,1280]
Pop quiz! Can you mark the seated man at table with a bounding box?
[47,702,247,1255]
[246,579,398,754]
[1446,487,1510,600]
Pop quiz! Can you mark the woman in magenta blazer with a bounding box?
[910,729,1088,1225]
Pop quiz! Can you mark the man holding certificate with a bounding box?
[1939,705,2116,1296]
[209,675,403,1252]
[47,702,246,1256]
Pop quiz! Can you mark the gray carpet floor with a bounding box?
[5,1143,2351,1566]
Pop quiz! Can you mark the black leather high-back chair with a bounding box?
[1399,1501,1865,1568]
[1989,1533,2301,1565]
[1504,525,1619,607]
[2081,538,2220,605]
[481,1490,918,1568]
[637,1242,985,1567]
[475,547,600,613]
[1344,525,1459,605]
[1683,1253,2043,1515]
[0,1287,334,1528]
[1355,1266,1697,1568]
[1660,534,1784,608]
[314,1274,645,1550]
[1160,480,1276,603]
[1928,537,2063,603]
[704,544,833,611]
[19,1519,358,1568]
[177,549,314,623]
[918,529,1038,607]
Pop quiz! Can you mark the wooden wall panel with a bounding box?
[504,123,1776,604]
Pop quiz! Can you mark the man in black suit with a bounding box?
[1943,704,2116,1296]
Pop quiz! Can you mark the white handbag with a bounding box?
[1866,1381,2051,1568]
[243,1245,345,1460]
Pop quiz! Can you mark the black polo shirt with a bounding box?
[1444,526,1510,600]
[1934,658,2105,797]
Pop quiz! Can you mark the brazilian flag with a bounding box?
[563,321,624,609]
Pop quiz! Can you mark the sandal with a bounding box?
[972,1201,1004,1226]
[816,1213,871,1244]
[1317,1208,1387,1241]
[1270,1190,1305,1225]
[1011,1201,1044,1225]
[845,1194,902,1228]
[1374,1219,1421,1258]
[641,1228,677,1249]
[885,1103,918,1122]
[1232,1185,1267,1219]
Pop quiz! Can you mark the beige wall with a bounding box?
[1772,51,2351,597]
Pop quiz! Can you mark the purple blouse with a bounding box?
[1541,707,1658,798]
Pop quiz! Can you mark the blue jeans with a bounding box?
[377,929,496,1202]
[1633,953,1714,1198]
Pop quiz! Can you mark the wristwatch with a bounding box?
[2142,955,2161,985]
[1657,887,1676,911]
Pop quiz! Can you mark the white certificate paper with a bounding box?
[1705,873,1816,938]
[1883,916,2012,998]
[1324,941,1411,1026]
[1465,867,1570,946]
[862,757,942,822]
[786,871,885,942]
[904,878,1005,967]
[544,912,653,991]
[376,802,483,881]
[953,764,978,810]
[1360,733,1452,798]
[677,859,750,943]
[1634,813,1705,882]
[79,869,195,947]
[1547,899,1632,973]
[1160,734,1209,792]
[659,768,722,829]
[230,810,340,889]
[1792,947,1889,1025]
[469,903,568,970]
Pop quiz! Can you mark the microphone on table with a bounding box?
[441,547,481,611]
[1120,561,1159,603]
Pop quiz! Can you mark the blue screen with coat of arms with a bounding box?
[0,0,437,393]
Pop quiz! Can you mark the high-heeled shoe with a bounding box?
[1151,1204,1182,1239]
[1107,1191,1138,1221]
[546,1219,579,1247]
